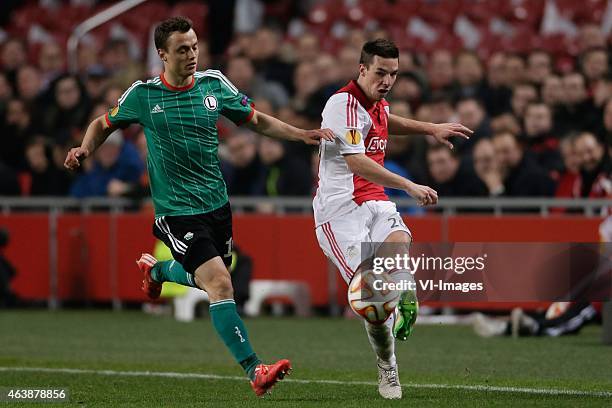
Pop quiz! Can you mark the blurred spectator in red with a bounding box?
[455,97,491,153]
[24,136,71,196]
[526,50,552,86]
[473,138,504,196]
[226,55,288,110]
[573,132,611,198]
[523,102,563,174]
[554,135,581,199]
[492,132,556,196]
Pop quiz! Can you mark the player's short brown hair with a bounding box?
[359,39,399,67]
[154,16,193,50]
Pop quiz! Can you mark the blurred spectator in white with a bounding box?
[473,138,504,196]
[523,102,563,174]
[226,55,288,110]
[573,132,611,198]
[492,132,556,196]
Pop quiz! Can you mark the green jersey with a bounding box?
[105,70,253,217]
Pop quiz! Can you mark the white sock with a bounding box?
[364,312,396,367]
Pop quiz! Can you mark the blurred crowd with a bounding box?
[0,0,610,205]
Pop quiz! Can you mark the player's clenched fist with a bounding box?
[405,182,438,206]
[64,147,90,170]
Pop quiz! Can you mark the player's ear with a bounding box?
[359,63,367,77]
[158,48,167,62]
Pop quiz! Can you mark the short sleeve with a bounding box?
[106,81,142,127]
[321,93,369,155]
[207,70,254,126]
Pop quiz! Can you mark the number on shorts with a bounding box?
[388,216,406,229]
[224,237,233,258]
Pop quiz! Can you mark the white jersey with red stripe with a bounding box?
[313,80,390,227]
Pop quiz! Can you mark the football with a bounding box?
[347,269,400,325]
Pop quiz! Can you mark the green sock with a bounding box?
[151,260,197,288]
[209,299,261,380]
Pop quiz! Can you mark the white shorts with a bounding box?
[315,200,412,284]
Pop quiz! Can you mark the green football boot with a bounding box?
[393,290,419,341]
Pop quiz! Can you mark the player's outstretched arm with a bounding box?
[344,153,437,206]
[245,110,334,145]
[64,115,116,170]
[387,113,472,149]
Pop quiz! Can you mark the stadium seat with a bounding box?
[244,280,311,317]
[173,287,210,322]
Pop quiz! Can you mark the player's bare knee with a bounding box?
[206,272,234,300]
[384,231,411,245]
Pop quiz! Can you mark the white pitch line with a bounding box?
[0,367,610,398]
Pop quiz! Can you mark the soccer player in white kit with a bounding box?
[313,39,472,399]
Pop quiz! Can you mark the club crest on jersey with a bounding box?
[204,95,218,111]
[345,129,362,145]
[110,106,119,117]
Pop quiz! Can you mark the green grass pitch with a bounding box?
[0,310,611,407]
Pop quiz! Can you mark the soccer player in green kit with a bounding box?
[64,16,333,397]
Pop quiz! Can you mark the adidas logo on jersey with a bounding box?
[151,104,164,113]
